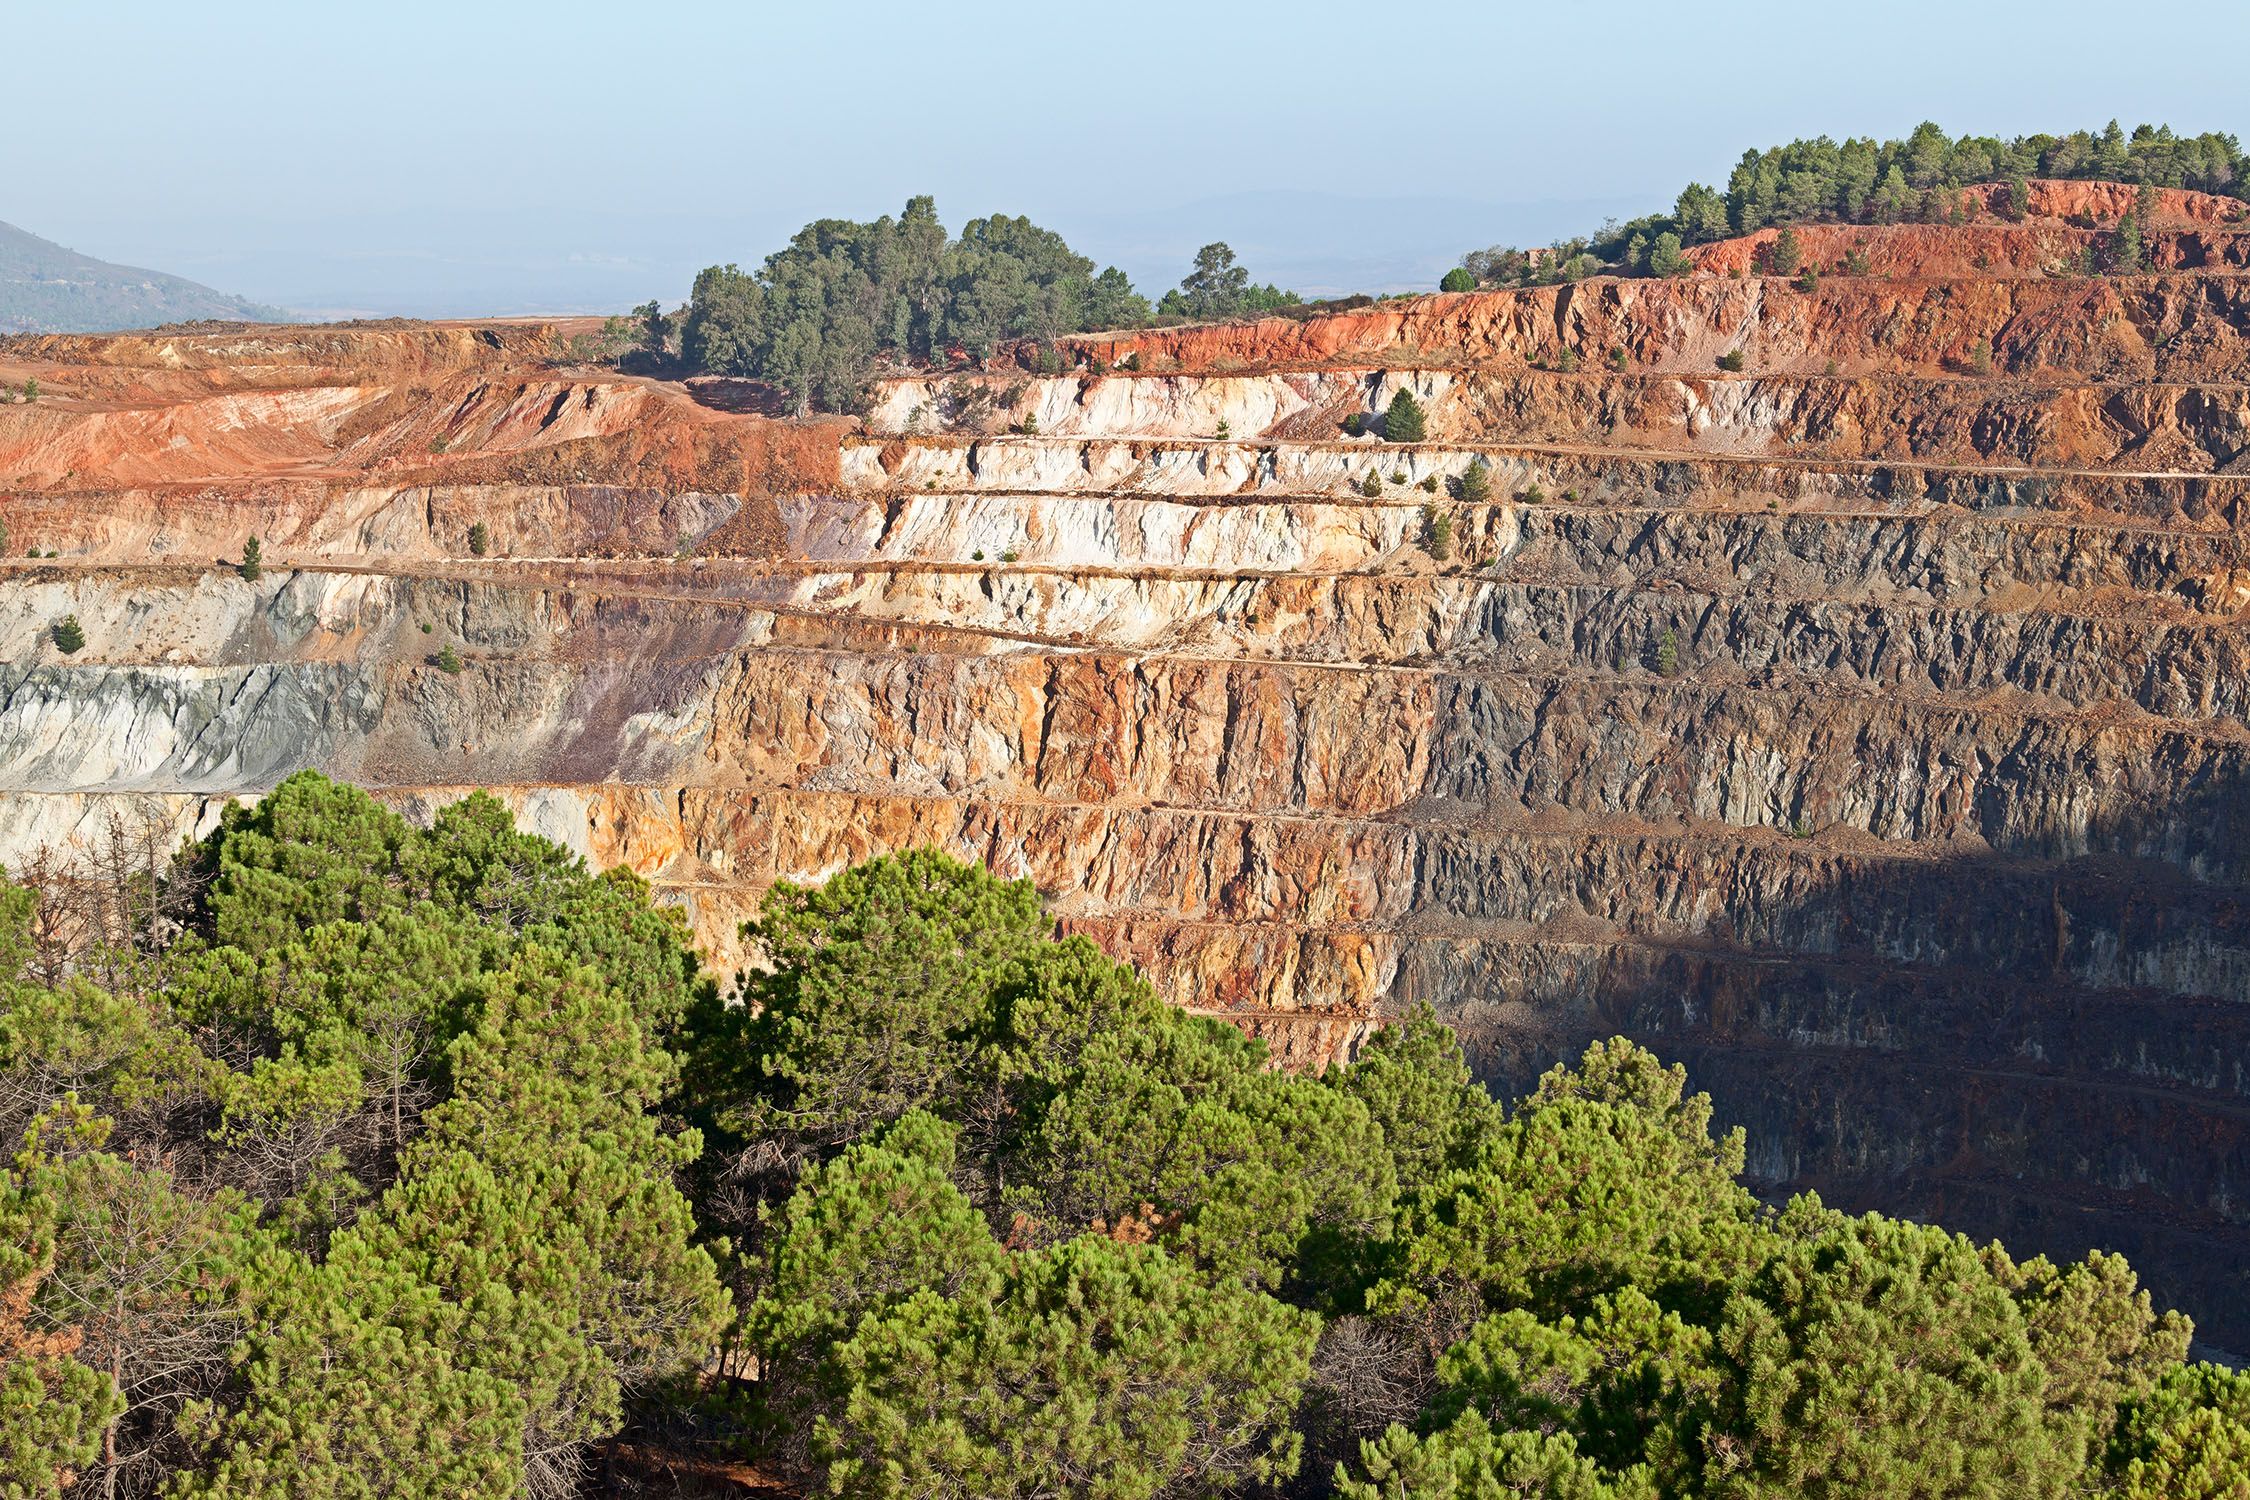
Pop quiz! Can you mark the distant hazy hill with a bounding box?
[0,219,291,333]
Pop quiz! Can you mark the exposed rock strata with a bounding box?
[6,204,2250,1342]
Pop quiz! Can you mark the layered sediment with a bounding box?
[6,188,2250,1341]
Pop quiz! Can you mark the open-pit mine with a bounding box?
[4,178,2247,1343]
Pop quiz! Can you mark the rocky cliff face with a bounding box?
[6,193,2250,1342]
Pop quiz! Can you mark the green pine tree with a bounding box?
[1384,389,1428,444]
[1769,224,1803,276]
[0,1192,123,1500]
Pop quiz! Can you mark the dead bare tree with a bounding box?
[3,801,207,995]
[1289,1307,1467,1495]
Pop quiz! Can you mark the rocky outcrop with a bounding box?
[7,198,2250,1345]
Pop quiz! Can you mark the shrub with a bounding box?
[1359,472,1382,498]
[1420,474,1439,493]
[51,614,85,654]
[239,536,262,583]
[1440,267,1476,293]
[1844,244,1872,275]
[1384,389,1428,443]
[1718,349,1746,372]
[435,643,463,674]
[1458,459,1493,503]
[1655,628,1680,676]
[1215,418,1231,441]
[1343,413,1366,437]
[1000,549,1019,563]
[1971,338,1994,375]
[1556,347,1580,373]
[468,522,490,557]
[1796,265,1820,293]
[1390,469,1409,486]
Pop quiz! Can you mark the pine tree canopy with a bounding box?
[1,775,2240,1498]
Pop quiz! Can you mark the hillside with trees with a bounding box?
[674,199,1308,412]
[4,777,2247,1498]
[1453,121,2248,287]
[0,219,290,334]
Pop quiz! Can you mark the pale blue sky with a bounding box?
[9,0,2247,315]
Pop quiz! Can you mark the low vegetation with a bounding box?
[3,779,2247,1498]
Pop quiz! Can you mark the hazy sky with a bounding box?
[9,1,2248,316]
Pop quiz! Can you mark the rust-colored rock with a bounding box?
[8,200,2250,1344]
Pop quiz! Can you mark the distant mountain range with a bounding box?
[0,219,291,333]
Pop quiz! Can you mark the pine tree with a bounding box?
[1769,224,1803,276]
[1458,459,1493,503]
[0,1192,122,1500]
[2117,211,2146,274]
[1424,506,1454,561]
[49,616,83,654]
[1710,1217,2085,1498]
[818,1235,1318,1500]
[1647,231,1689,277]
[467,522,490,557]
[239,535,262,583]
[1440,267,1476,293]
[1384,389,1428,444]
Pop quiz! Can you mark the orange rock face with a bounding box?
[7,192,2250,1344]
